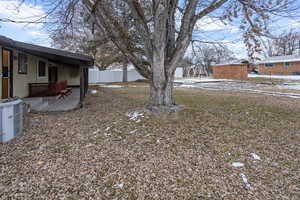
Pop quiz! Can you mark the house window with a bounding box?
[284,62,290,67]
[265,63,274,67]
[37,60,46,77]
[18,53,28,74]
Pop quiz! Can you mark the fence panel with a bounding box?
[89,68,183,84]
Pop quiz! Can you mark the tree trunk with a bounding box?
[122,62,128,82]
[149,79,175,108]
[148,67,177,111]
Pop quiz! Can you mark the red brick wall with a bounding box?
[213,64,248,80]
[258,62,300,75]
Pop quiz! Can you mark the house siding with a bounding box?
[0,48,80,98]
[258,62,300,75]
[213,64,248,80]
[0,46,2,98]
[57,65,80,86]
[13,51,49,98]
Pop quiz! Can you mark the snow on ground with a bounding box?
[115,183,124,189]
[249,74,300,80]
[90,90,98,94]
[177,80,300,99]
[101,85,123,88]
[277,84,300,90]
[174,77,233,84]
[175,84,196,88]
[251,153,261,161]
[232,162,244,167]
[126,111,144,122]
[240,173,251,189]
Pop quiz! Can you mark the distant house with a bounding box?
[258,55,300,75]
[212,63,249,80]
[0,36,93,104]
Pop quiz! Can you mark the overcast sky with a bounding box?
[1,0,300,59]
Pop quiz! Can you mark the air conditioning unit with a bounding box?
[0,99,23,143]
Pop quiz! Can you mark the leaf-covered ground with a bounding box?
[1,84,299,200]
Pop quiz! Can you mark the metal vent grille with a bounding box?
[13,103,22,137]
[0,99,23,143]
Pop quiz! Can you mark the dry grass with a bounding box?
[1,85,299,200]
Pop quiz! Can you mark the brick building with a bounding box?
[212,63,248,80]
[258,55,300,75]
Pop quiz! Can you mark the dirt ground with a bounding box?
[1,84,299,200]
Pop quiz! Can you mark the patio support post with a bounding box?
[79,65,85,108]
[84,67,89,96]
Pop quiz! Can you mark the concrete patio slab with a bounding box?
[23,88,80,112]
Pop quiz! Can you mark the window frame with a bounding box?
[284,62,290,67]
[265,63,274,67]
[37,59,47,78]
[18,53,28,74]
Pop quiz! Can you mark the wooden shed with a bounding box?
[212,64,248,80]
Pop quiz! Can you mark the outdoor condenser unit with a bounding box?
[0,99,23,143]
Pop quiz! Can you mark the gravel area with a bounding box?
[0,85,299,199]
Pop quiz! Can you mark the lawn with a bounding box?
[1,84,299,199]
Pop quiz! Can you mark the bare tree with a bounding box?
[261,29,300,57]
[5,0,300,111]
[189,43,237,77]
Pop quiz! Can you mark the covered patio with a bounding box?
[0,36,93,110]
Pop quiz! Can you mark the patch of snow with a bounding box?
[175,78,232,84]
[240,173,251,189]
[277,84,300,90]
[90,83,105,86]
[126,111,144,121]
[101,85,123,88]
[249,74,300,80]
[176,84,196,88]
[90,90,98,94]
[232,162,244,167]
[105,127,111,131]
[251,153,261,161]
[115,183,124,189]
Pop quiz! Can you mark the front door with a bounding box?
[48,66,58,83]
[2,49,12,99]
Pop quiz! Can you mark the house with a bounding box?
[258,55,300,75]
[0,36,93,107]
[212,63,248,80]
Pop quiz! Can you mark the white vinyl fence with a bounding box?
[89,67,183,84]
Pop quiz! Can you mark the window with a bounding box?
[284,62,290,67]
[265,63,274,67]
[18,53,28,74]
[37,60,46,77]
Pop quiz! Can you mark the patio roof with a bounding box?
[0,35,93,67]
